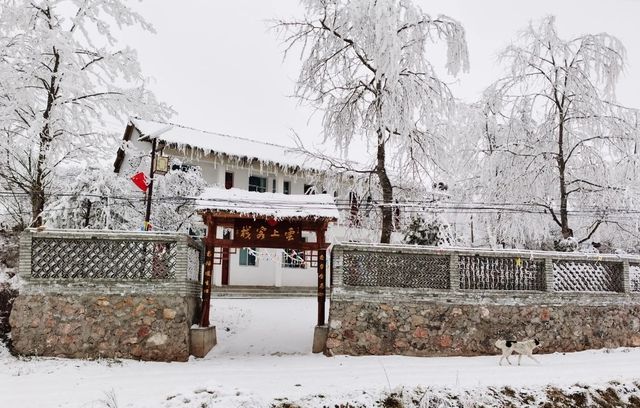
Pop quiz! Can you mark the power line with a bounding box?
[2,190,640,221]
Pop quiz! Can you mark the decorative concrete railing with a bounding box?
[18,229,202,296]
[332,243,640,295]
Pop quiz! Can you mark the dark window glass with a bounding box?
[304,184,316,195]
[248,176,267,192]
[239,248,257,266]
[225,172,234,189]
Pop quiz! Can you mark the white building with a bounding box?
[114,118,381,287]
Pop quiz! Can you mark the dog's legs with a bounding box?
[504,350,513,365]
[517,353,522,366]
[526,354,540,364]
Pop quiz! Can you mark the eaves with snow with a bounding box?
[195,186,339,221]
[122,118,334,173]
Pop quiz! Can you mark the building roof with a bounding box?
[195,187,339,221]
[129,118,326,172]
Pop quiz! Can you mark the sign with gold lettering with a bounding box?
[233,219,303,248]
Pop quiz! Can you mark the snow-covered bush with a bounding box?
[403,215,453,246]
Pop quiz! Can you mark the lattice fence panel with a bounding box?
[342,251,450,289]
[31,238,177,280]
[459,256,545,291]
[629,264,640,293]
[553,260,623,292]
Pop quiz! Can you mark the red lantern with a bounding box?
[131,172,149,192]
[266,217,278,227]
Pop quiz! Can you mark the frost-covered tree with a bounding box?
[45,165,141,230]
[481,16,639,245]
[149,159,207,232]
[0,0,170,228]
[46,159,207,232]
[276,0,469,243]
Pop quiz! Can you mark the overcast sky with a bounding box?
[121,0,640,148]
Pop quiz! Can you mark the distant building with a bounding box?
[113,118,384,287]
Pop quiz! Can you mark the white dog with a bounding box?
[495,339,541,365]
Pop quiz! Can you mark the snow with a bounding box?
[130,118,326,171]
[2,297,640,407]
[195,186,340,220]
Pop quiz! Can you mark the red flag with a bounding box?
[131,172,149,192]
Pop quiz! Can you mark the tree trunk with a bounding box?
[31,43,60,228]
[83,199,92,227]
[557,113,570,237]
[376,128,393,244]
[32,127,51,228]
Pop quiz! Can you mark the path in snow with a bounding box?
[1,298,639,407]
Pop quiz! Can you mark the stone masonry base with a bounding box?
[190,326,217,358]
[9,294,199,361]
[326,300,640,356]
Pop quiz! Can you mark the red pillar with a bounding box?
[200,219,216,327]
[317,249,327,326]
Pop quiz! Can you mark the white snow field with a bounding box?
[2,297,640,407]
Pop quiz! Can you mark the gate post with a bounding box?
[200,219,216,327]
[317,249,327,326]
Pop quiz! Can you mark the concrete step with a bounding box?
[211,285,319,298]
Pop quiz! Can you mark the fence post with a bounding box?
[544,257,554,292]
[623,260,630,293]
[449,252,459,291]
[174,236,188,281]
[19,230,33,279]
[331,246,344,288]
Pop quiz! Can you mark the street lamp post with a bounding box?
[143,138,158,231]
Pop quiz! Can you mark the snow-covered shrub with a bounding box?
[554,237,579,252]
[403,215,454,246]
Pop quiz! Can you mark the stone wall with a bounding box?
[10,294,199,361]
[326,299,640,356]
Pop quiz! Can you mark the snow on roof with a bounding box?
[195,187,340,220]
[130,118,326,171]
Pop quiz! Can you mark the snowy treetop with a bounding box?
[195,187,339,220]
[130,118,326,172]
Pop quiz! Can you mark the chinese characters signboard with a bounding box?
[233,219,303,248]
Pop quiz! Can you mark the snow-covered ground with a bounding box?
[2,297,640,407]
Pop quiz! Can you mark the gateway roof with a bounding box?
[195,187,339,220]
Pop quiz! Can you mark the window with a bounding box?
[282,248,305,268]
[239,248,257,266]
[248,176,267,192]
[225,172,234,189]
[283,238,305,268]
[283,181,291,195]
[304,184,316,195]
[272,179,276,193]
